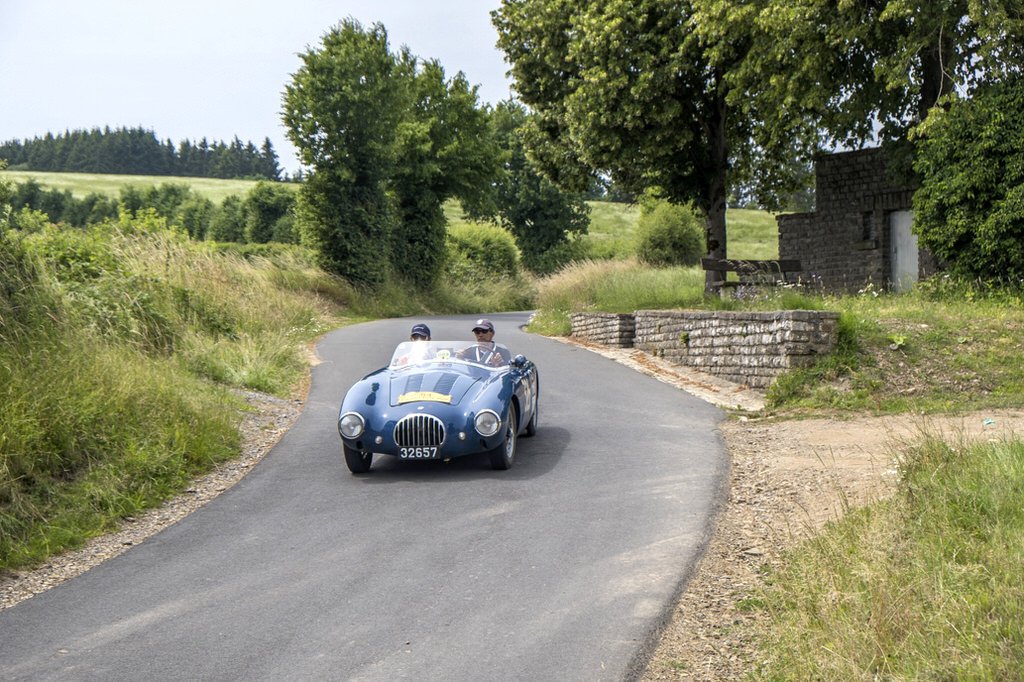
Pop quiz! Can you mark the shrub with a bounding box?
[207,195,246,242]
[913,80,1024,282]
[176,196,216,239]
[634,198,704,267]
[445,222,520,282]
[244,181,297,244]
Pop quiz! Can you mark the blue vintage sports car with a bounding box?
[337,340,539,473]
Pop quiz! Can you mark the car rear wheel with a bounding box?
[343,445,373,473]
[489,406,517,470]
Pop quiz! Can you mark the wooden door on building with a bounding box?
[889,210,918,292]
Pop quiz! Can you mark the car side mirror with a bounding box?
[512,354,528,368]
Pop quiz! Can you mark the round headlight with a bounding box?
[474,409,501,437]
[338,412,365,439]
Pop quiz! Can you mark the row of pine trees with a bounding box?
[0,126,284,181]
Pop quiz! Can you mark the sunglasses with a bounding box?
[473,329,491,334]
[411,334,427,340]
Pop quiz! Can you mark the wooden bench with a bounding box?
[701,258,803,290]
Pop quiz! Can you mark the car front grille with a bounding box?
[394,414,446,448]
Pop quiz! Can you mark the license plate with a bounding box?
[399,447,438,459]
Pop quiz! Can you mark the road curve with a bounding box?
[0,312,729,681]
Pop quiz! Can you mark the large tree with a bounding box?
[493,0,809,288]
[282,19,501,287]
[726,0,1024,152]
[388,56,500,286]
[282,19,405,286]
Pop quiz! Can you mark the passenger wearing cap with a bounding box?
[393,323,432,366]
[409,323,431,341]
[457,318,505,366]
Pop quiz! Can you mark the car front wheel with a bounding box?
[524,383,539,437]
[343,445,372,474]
[489,407,517,471]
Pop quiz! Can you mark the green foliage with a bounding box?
[435,221,535,313]
[177,195,215,239]
[445,221,520,281]
[243,180,296,244]
[724,0,1024,157]
[388,58,501,286]
[0,126,281,180]
[484,101,591,274]
[913,80,1024,282]
[119,182,193,220]
[492,0,793,266]
[0,217,346,569]
[207,194,245,242]
[282,20,502,287]
[0,163,13,232]
[2,172,301,245]
[634,195,704,267]
[295,169,393,286]
[9,178,119,227]
[283,19,404,286]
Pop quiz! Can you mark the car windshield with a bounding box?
[389,340,511,370]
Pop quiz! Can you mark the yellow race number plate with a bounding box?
[397,391,452,404]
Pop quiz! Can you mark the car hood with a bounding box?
[388,368,486,407]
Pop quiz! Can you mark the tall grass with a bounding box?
[0,334,239,565]
[530,260,705,334]
[753,434,1024,679]
[0,214,347,569]
[530,258,825,336]
[766,279,1024,414]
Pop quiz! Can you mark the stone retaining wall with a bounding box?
[571,310,841,388]
[569,312,636,348]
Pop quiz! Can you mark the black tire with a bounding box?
[524,383,539,438]
[343,445,372,474]
[489,406,517,470]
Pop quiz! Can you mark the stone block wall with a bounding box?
[778,148,919,293]
[569,312,635,348]
[571,310,841,388]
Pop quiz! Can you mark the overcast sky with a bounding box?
[0,0,512,175]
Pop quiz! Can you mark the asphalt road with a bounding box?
[0,312,729,681]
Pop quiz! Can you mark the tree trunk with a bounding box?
[918,24,955,120]
[704,90,729,293]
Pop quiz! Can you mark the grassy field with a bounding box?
[724,207,782,259]
[576,202,779,261]
[0,169,279,204]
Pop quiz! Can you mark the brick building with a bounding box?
[776,147,941,293]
